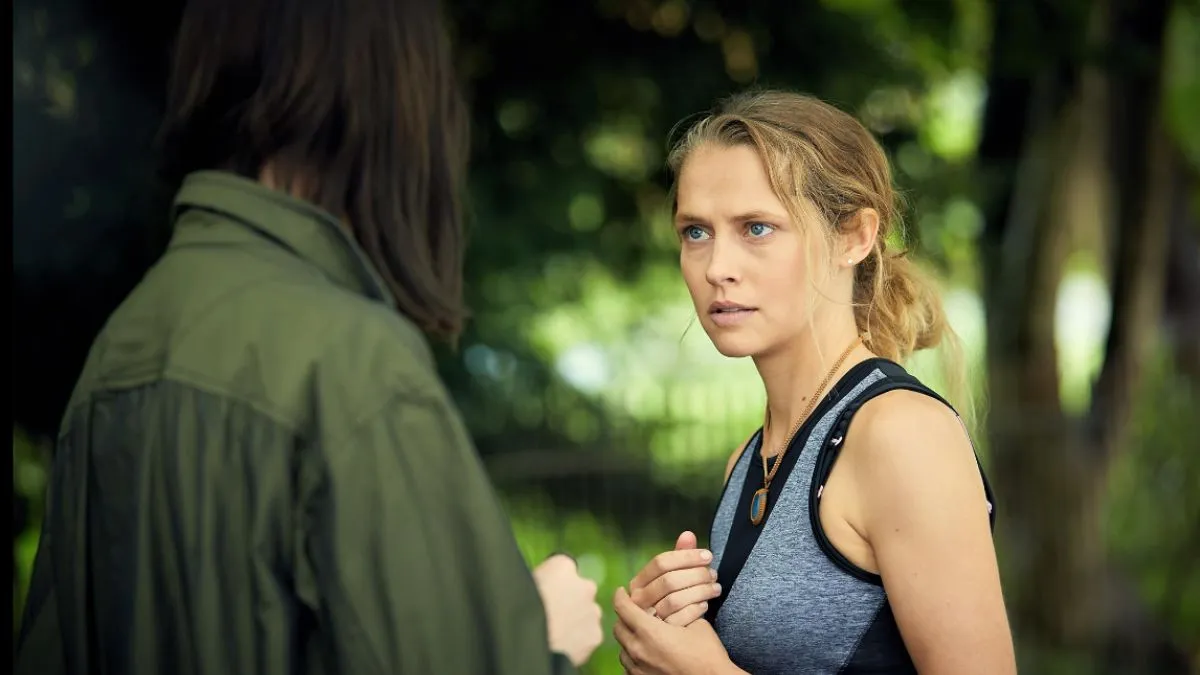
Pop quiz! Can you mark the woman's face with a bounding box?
[674,144,833,359]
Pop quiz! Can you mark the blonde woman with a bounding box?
[612,91,1015,675]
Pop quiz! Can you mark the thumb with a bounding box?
[675,531,698,551]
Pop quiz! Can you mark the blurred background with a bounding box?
[11,0,1200,672]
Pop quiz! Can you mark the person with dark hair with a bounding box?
[13,1,602,673]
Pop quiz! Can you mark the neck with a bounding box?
[753,312,866,456]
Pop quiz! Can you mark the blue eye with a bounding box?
[747,222,775,237]
[682,225,710,241]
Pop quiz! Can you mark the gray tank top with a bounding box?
[708,359,995,674]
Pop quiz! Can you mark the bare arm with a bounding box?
[850,391,1016,675]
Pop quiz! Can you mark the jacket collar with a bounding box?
[170,170,394,305]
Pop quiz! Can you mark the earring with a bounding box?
[847,258,854,265]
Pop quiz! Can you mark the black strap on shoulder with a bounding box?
[704,358,886,626]
[807,361,997,585]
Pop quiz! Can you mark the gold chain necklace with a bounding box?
[749,335,862,526]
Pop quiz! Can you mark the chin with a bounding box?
[704,330,763,359]
[714,343,757,358]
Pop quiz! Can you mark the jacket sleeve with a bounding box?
[295,390,578,675]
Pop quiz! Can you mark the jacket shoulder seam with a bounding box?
[59,370,303,441]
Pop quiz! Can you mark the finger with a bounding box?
[613,617,634,647]
[639,566,718,607]
[542,553,577,571]
[674,531,698,551]
[619,649,638,674]
[630,549,713,590]
[613,586,657,632]
[662,600,709,627]
[653,580,721,618]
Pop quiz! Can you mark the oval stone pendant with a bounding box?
[749,487,769,525]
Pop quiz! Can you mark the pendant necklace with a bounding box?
[749,335,862,526]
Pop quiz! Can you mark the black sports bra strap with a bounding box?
[812,365,997,530]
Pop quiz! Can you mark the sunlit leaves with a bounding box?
[496,99,539,138]
[920,70,986,161]
[860,85,922,134]
[584,120,659,181]
[720,29,758,83]
[13,429,51,621]
[504,493,678,674]
[1164,2,1200,172]
[568,192,606,232]
[692,7,725,43]
[649,0,690,37]
[1105,356,1200,655]
[1054,257,1111,415]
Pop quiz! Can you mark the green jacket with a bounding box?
[16,171,575,675]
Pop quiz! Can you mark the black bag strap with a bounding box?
[812,362,996,532]
[804,363,997,585]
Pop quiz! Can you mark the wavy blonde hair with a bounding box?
[668,90,973,422]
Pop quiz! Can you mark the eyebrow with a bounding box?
[675,210,789,224]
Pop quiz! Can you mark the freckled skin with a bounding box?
[674,144,836,361]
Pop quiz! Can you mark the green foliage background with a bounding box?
[12,0,1200,672]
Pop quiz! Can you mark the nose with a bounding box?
[704,236,741,286]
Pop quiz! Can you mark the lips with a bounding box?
[707,301,757,327]
[708,301,756,315]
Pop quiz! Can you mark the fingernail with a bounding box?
[710,568,718,581]
[700,550,712,562]
[712,583,722,594]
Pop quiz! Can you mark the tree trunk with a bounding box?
[1162,171,1200,381]
[979,0,1100,644]
[978,0,1190,670]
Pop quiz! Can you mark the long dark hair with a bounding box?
[158,0,470,340]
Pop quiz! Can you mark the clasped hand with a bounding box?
[612,532,736,675]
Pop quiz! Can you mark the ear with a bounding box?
[839,208,879,269]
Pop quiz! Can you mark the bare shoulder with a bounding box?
[844,391,1012,673]
[850,389,972,463]
[846,389,984,513]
